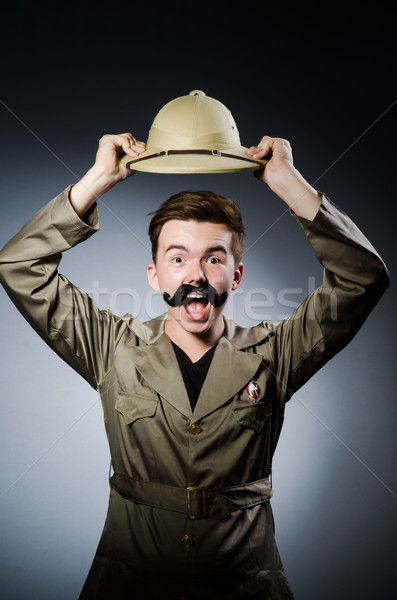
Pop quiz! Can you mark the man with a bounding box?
[0,133,389,599]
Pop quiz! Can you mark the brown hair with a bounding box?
[148,190,245,264]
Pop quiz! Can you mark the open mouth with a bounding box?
[163,283,228,311]
[182,291,209,319]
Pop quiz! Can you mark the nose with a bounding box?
[186,259,206,285]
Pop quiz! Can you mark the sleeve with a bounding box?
[0,187,125,390]
[268,193,390,401]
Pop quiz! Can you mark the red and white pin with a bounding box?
[245,381,260,400]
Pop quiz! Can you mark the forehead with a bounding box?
[157,219,234,252]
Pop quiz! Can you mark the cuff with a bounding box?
[50,186,99,246]
[291,192,331,230]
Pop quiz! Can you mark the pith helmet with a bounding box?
[121,90,266,174]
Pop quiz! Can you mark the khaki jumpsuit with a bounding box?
[0,188,388,599]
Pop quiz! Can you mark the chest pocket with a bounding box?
[232,399,272,432]
[115,392,159,426]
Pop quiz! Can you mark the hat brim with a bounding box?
[120,147,266,174]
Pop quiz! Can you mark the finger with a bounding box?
[246,145,271,159]
[248,136,274,157]
[124,143,146,157]
[246,147,261,154]
[271,138,293,161]
[99,133,134,147]
[119,135,146,158]
[252,148,269,159]
[273,138,291,149]
[132,141,146,152]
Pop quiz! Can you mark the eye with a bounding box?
[172,256,184,264]
[207,256,221,264]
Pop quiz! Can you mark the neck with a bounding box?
[164,315,224,362]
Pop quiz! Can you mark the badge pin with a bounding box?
[245,381,260,400]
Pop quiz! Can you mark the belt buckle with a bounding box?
[186,485,208,519]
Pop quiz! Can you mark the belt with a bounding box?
[110,472,273,521]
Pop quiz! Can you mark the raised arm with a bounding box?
[69,133,145,217]
[0,134,145,388]
[246,136,389,397]
[247,135,322,220]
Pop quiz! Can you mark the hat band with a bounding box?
[125,149,264,167]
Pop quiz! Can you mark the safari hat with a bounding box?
[121,90,266,174]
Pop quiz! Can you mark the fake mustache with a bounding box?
[163,283,228,308]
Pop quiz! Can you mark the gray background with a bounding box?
[0,3,396,599]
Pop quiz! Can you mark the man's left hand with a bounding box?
[247,136,294,188]
[247,136,321,220]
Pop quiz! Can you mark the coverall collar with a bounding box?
[125,314,273,420]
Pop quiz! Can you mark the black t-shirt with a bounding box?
[171,342,216,412]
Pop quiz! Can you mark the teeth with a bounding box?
[186,293,206,299]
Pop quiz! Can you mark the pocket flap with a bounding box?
[115,392,159,425]
[233,400,272,432]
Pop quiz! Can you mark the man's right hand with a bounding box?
[93,133,146,183]
[69,133,146,218]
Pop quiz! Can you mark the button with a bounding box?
[181,534,194,548]
[188,423,202,435]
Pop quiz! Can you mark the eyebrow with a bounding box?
[206,245,228,255]
[165,244,228,255]
[165,244,188,254]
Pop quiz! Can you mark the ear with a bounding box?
[147,263,160,291]
[231,263,244,290]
